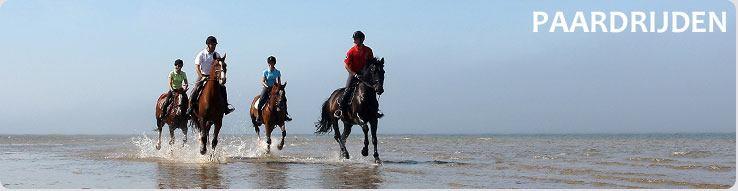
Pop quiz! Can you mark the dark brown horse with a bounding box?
[249,82,289,153]
[154,90,189,150]
[316,57,385,163]
[190,54,228,155]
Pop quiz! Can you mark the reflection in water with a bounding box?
[320,164,383,189]
[155,162,227,189]
[248,162,290,189]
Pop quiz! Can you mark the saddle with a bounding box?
[254,97,286,112]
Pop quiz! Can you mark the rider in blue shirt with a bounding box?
[256,56,287,122]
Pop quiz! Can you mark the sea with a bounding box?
[0,133,734,189]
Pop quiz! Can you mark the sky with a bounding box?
[0,0,735,135]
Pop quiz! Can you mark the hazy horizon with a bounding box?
[0,0,735,135]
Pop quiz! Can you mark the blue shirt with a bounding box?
[263,68,281,87]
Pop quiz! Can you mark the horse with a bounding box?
[315,57,385,163]
[189,53,228,155]
[249,82,289,153]
[154,90,189,150]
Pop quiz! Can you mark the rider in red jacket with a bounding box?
[339,31,374,113]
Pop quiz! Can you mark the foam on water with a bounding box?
[131,133,227,163]
[127,133,380,165]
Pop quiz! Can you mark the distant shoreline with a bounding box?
[1,132,734,137]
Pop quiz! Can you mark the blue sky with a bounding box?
[0,0,734,134]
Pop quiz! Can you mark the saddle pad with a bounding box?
[253,97,261,109]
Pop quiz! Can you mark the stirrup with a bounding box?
[333,110,343,118]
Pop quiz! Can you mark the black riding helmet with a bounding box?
[267,56,276,64]
[174,59,183,67]
[206,36,217,44]
[352,31,365,39]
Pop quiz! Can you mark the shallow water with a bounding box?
[0,133,734,189]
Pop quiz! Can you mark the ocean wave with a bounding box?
[627,157,675,163]
[671,151,712,158]
[592,174,731,189]
[533,153,566,160]
[383,160,471,166]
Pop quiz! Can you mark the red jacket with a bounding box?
[344,45,373,73]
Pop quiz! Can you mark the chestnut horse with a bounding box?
[249,82,289,153]
[190,54,228,155]
[154,90,189,150]
[315,57,385,163]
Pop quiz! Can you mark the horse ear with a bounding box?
[221,53,227,61]
[282,82,287,89]
[380,58,385,63]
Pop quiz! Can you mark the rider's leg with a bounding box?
[221,85,234,115]
[339,74,356,112]
[187,80,204,115]
[256,86,270,122]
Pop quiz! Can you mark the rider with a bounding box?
[159,59,189,120]
[338,31,373,114]
[255,56,290,123]
[188,36,235,116]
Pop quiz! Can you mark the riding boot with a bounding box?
[187,80,204,116]
[221,85,235,115]
[339,88,353,114]
[338,74,357,116]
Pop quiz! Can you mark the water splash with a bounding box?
[130,133,227,163]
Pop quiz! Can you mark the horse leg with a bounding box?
[212,119,222,151]
[200,122,209,155]
[265,123,273,154]
[156,122,163,150]
[277,125,286,150]
[361,124,369,157]
[370,120,381,164]
[253,118,261,141]
[341,123,353,159]
[181,125,188,147]
[168,126,176,146]
[331,121,347,157]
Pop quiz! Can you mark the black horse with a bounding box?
[316,57,385,163]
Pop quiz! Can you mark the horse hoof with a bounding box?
[343,151,350,159]
[361,148,369,156]
[277,144,284,150]
[200,149,207,155]
[374,158,382,164]
[155,144,161,150]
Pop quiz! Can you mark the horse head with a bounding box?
[364,57,385,95]
[271,82,288,111]
[209,53,227,83]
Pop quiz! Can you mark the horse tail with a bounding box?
[315,98,333,134]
